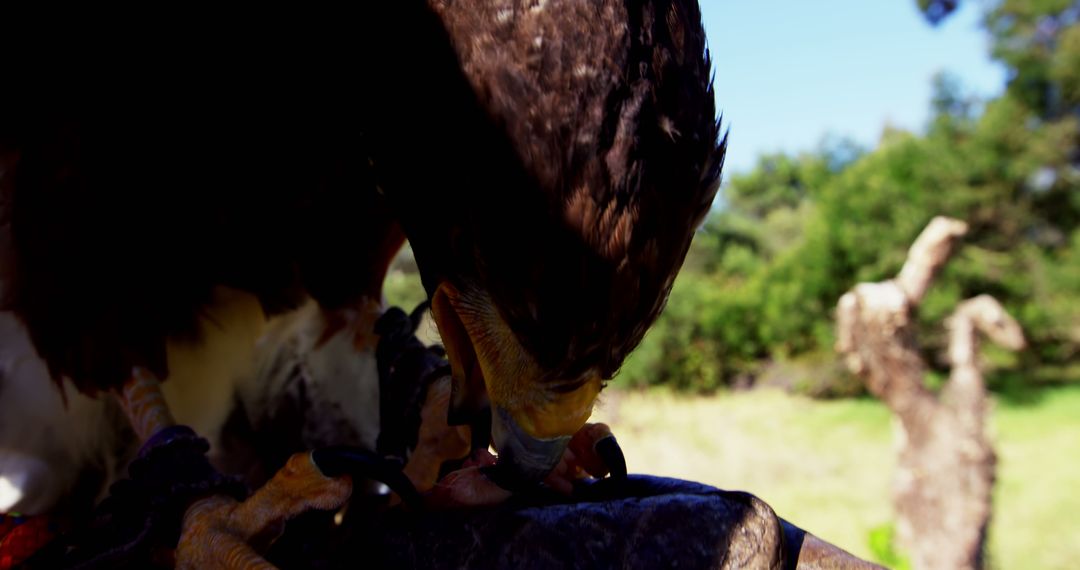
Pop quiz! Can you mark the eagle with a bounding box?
[1,0,724,561]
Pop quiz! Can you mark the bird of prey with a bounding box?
[1,0,724,563]
[380,0,726,485]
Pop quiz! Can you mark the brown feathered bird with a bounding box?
[1,0,723,523]
[394,0,728,483]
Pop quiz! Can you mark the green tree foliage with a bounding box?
[617,1,1080,394]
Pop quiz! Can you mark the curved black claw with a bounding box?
[595,435,628,480]
[311,446,423,509]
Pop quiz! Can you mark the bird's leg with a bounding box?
[116,366,176,441]
[176,452,353,570]
[35,368,249,567]
[172,293,430,569]
[174,447,424,569]
[401,375,472,494]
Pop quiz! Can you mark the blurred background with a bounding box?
[387,1,1080,567]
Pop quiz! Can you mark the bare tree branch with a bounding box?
[896,216,968,304]
[836,216,1025,570]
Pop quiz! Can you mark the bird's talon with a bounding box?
[310,446,423,509]
[538,422,628,495]
[176,452,352,570]
[566,422,627,479]
[594,435,628,481]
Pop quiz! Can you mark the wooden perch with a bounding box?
[836,216,1026,570]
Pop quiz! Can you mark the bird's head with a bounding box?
[376,0,726,487]
[430,280,603,485]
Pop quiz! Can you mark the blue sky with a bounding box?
[700,0,1007,175]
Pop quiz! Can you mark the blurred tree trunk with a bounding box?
[836,217,1026,570]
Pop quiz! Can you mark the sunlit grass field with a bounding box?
[590,387,1080,569]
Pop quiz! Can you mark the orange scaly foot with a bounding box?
[176,452,352,570]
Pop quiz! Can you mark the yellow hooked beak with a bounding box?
[430,281,601,488]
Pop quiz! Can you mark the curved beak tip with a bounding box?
[486,406,571,491]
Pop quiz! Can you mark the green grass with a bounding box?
[383,268,427,311]
[990,387,1080,570]
[590,386,1080,569]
